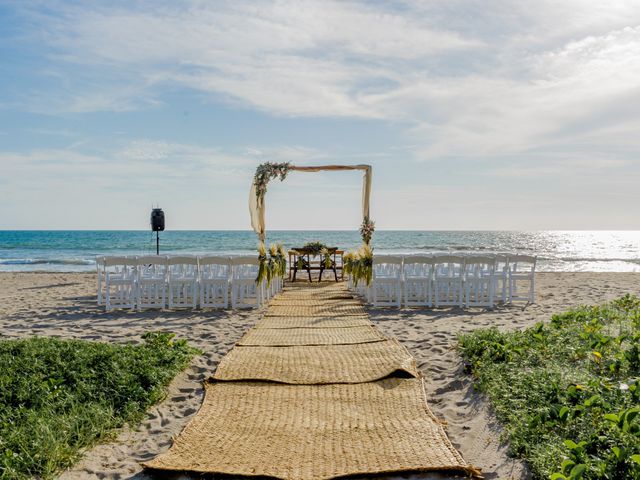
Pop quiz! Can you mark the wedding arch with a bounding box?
[249,163,373,244]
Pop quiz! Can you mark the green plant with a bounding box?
[459,296,640,480]
[300,241,328,256]
[0,333,199,479]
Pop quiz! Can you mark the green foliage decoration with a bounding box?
[253,162,291,201]
[343,244,373,287]
[256,242,287,286]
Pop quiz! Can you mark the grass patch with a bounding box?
[0,332,199,479]
[459,294,640,480]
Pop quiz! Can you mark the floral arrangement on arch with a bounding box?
[360,216,375,244]
[254,162,291,201]
[256,242,287,286]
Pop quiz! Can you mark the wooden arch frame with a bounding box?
[249,164,372,243]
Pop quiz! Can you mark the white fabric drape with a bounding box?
[249,164,372,242]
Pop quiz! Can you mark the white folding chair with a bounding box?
[137,256,168,309]
[167,256,199,308]
[96,256,106,305]
[199,256,231,308]
[491,254,510,304]
[463,256,496,307]
[230,256,263,309]
[104,256,137,311]
[433,255,465,307]
[403,255,434,307]
[508,255,537,303]
[371,255,403,307]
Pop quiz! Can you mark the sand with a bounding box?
[0,271,638,480]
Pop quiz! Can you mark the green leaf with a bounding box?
[604,413,619,423]
[569,464,586,480]
[631,454,640,465]
[584,394,600,407]
[561,459,575,473]
[551,474,568,480]
[564,439,579,450]
[612,446,621,459]
[625,407,639,423]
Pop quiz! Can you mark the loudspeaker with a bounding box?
[151,208,165,231]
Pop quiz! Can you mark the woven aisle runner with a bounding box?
[144,282,480,479]
[257,315,372,329]
[237,325,385,346]
[214,340,419,384]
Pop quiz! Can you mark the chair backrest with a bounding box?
[137,255,168,278]
[509,255,537,273]
[167,256,198,265]
[373,255,403,265]
[373,255,402,278]
[199,256,231,266]
[199,256,231,279]
[137,255,168,265]
[166,256,198,278]
[432,255,464,276]
[103,256,137,278]
[402,255,434,277]
[463,256,496,276]
[230,256,259,279]
[104,256,137,267]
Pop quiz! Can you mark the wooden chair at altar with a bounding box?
[288,248,344,282]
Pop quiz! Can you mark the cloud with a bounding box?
[11,1,639,158]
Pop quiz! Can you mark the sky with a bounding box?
[0,0,639,231]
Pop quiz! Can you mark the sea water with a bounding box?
[0,230,639,272]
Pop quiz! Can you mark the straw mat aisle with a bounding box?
[144,282,480,479]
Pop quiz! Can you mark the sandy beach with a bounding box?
[1,271,638,480]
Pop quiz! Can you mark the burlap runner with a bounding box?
[143,281,479,479]
[266,304,367,317]
[255,315,372,329]
[237,325,385,346]
[213,339,418,384]
[143,378,469,480]
[268,298,362,307]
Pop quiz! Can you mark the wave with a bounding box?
[546,257,640,264]
[414,245,494,251]
[0,258,94,266]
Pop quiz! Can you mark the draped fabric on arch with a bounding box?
[249,164,372,242]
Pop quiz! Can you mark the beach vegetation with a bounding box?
[0,332,199,480]
[459,294,640,480]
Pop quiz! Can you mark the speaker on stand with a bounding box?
[151,208,165,255]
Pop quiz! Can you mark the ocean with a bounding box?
[0,230,639,273]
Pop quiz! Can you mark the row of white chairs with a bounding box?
[97,256,282,311]
[348,254,536,308]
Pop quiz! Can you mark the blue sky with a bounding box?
[1,0,639,230]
